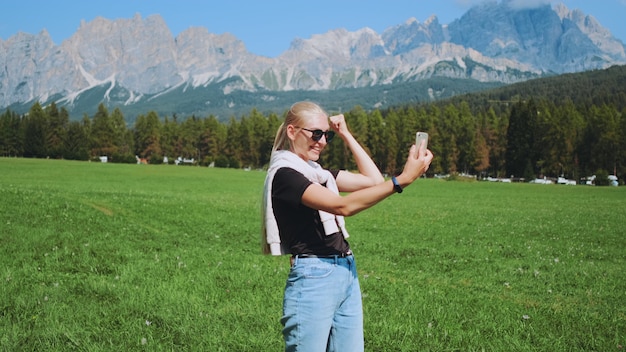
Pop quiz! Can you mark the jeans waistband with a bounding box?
[290,251,353,267]
[292,250,352,259]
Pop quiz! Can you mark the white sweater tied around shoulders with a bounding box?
[262,150,349,255]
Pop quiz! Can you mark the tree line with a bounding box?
[1,98,624,183]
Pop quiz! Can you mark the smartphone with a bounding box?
[416,132,429,152]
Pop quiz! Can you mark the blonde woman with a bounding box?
[262,101,432,351]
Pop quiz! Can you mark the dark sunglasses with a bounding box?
[301,128,335,142]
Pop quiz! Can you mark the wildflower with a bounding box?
[145,320,151,326]
[522,315,530,320]
[141,337,147,345]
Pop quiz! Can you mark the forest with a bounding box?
[1,65,625,184]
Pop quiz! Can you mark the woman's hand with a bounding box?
[397,142,433,187]
[329,114,350,138]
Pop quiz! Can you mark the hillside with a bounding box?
[443,64,626,112]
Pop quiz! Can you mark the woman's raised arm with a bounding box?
[329,114,385,192]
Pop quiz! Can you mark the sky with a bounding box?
[1,0,625,58]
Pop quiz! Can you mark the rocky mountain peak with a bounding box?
[1,4,624,118]
[62,13,179,95]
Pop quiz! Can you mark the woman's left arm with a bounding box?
[330,114,385,192]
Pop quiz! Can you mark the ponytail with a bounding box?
[272,122,289,152]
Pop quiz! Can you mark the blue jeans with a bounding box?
[281,255,364,352]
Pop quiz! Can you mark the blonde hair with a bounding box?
[272,101,328,152]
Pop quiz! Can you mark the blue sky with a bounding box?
[1,0,625,57]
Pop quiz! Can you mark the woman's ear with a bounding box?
[286,124,298,141]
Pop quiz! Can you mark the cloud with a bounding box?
[458,0,553,10]
[505,0,552,10]
[455,0,485,7]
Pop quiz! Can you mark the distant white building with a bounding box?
[557,177,577,185]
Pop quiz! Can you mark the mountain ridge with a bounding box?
[1,2,625,120]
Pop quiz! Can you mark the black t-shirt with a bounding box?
[272,167,351,256]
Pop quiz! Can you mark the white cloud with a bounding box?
[506,0,552,10]
[455,0,486,7]
[457,0,553,10]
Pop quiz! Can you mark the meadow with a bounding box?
[1,157,625,351]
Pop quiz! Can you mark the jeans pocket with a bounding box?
[303,261,335,279]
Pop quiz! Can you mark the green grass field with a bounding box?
[1,158,625,351]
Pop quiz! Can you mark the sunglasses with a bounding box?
[301,128,335,142]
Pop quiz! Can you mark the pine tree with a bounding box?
[0,109,23,156]
[23,102,47,158]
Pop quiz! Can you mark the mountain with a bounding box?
[1,1,625,121]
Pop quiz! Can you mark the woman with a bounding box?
[262,101,432,351]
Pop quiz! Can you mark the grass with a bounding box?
[1,157,625,351]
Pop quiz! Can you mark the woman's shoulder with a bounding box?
[275,166,301,177]
[273,167,312,199]
[274,167,310,185]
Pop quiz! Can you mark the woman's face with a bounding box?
[289,113,330,161]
